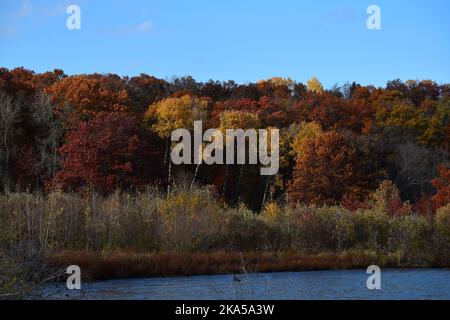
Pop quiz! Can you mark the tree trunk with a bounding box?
[261,176,271,212]
[223,166,229,198]
[3,126,10,191]
[236,165,244,202]
[190,162,201,189]
[167,159,172,195]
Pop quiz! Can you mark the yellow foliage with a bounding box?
[261,202,282,224]
[306,76,323,94]
[218,110,260,132]
[291,121,323,158]
[147,95,208,138]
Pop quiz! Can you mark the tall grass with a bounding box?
[1,186,449,269]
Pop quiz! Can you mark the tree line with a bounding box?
[0,67,448,214]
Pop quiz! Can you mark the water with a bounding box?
[39,269,450,300]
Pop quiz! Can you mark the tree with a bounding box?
[432,164,450,212]
[147,95,209,193]
[126,74,168,113]
[393,142,446,201]
[289,131,363,205]
[50,113,162,193]
[213,97,293,128]
[306,76,323,94]
[0,67,36,100]
[218,110,260,201]
[0,93,22,190]
[256,77,294,99]
[46,74,131,128]
[292,92,372,133]
[369,180,413,216]
[31,93,64,181]
[291,121,323,159]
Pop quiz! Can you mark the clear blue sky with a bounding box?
[1,0,449,88]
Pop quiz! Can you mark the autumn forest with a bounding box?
[0,68,448,210]
[0,67,450,290]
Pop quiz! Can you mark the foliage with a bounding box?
[306,76,323,94]
[432,164,450,212]
[50,113,162,193]
[148,95,209,138]
[436,203,450,240]
[289,131,367,205]
[0,67,447,213]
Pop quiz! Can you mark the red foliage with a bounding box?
[414,195,434,216]
[46,74,131,128]
[49,113,163,193]
[289,131,364,205]
[212,97,293,128]
[341,192,369,211]
[432,164,450,211]
[292,92,373,133]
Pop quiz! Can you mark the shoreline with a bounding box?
[46,250,450,282]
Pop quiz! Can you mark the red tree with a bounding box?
[432,164,450,211]
[288,131,367,205]
[50,112,162,193]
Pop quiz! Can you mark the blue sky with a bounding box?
[1,0,449,88]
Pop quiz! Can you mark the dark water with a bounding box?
[39,269,450,300]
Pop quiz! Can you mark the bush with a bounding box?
[289,205,356,252]
[0,188,446,266]
[0,242,52,299]
[388,215,435,265]
[352,209,392,250]
[156,186,225,251]
[436,203,450,240]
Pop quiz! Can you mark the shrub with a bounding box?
[352,209,391,250]
[369,180,413,216]
[290,205,355,252]
[436,203,450,240]
[156,186,225,251]
[388,215,434,264]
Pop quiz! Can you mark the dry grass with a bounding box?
[46,249,422,281]
[2,188,450,284]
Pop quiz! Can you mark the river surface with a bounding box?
[38,269,450,300]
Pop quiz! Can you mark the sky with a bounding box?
[0,0,449,88]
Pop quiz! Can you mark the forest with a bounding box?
[0,67,449,295]
[0,67,448,211]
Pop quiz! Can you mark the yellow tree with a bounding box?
[291,121,324,159]
[307,76,324,94]
[146,95,208,193]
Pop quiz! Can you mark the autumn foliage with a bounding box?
[49,112,162,193]
[289,131,364,205]
[0,67,448,214]
[432,165,450,211]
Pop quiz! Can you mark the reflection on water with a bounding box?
[38,269,450,300]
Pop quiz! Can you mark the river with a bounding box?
[38,269,450,300]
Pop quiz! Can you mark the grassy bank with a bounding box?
[46,249,449,281]
[1,186,450,286]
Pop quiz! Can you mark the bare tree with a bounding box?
[0,93,21,190]
[395,141,448,199]
[31,93,64,180]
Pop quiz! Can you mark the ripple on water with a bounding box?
[37,269,450,300]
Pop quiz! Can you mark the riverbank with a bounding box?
[2,189,450,284]
[46,250,450,281]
